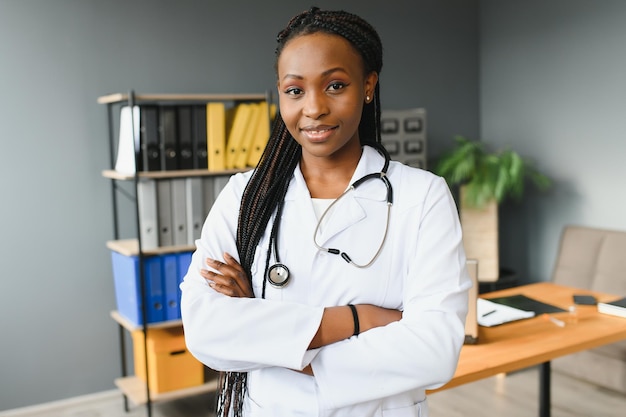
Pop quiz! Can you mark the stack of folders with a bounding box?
[597,297,626,318]
[224,101,272,170]
[115,101,273,175]
[137,176,230,250]
[111,251,193,326]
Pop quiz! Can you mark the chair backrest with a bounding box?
[552,225,626,296]
[465,259,479,344]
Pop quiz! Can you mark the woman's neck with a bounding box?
[300,148,362,199]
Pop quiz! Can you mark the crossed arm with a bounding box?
[201,253,402,361]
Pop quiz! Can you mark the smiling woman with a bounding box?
[180,7,471,417]
[276,31,377,194]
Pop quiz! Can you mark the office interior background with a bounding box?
[1,0,625,411]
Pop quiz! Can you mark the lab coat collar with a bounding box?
[285,146,388,202]
[285,146,388,245]
[348,146,388,201]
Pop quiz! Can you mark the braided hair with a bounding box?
[216,7,386,416]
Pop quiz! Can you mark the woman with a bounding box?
[181,7,470,417]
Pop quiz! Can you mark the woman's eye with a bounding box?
[285,87,303,96]
[328,82,346,92]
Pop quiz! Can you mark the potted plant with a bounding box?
[434,136,551,282]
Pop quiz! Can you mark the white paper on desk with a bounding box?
[477,298,535,327]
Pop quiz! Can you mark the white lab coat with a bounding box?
[181,146,470,417]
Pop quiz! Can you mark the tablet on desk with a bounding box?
[487,294,566,314]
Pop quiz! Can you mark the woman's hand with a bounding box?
[201,252,254,298]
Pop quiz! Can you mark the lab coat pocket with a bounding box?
[382,398,428,417]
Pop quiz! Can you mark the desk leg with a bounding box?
[539,361,551,417]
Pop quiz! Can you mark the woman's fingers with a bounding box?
[202,253,253,298]
[209,276,244,297]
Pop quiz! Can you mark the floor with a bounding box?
[428,368,625,417]
[2,367,624,417]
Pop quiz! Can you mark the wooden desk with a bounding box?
[429,282,626,417]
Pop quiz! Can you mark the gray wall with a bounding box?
[480,1,626,282]
[0,0,478,410]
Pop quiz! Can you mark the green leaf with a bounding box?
[433,136,551,208]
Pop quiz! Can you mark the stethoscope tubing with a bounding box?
[266,153,393,289]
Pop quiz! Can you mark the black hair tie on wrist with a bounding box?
[348,304,360,336]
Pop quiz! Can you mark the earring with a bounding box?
[366,95,371,102]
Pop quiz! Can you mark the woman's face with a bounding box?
[277,32,377,163]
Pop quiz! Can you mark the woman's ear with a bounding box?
[364,71,378,103]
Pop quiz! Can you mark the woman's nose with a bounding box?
[302,91,329,119]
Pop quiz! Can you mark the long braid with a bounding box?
[217,7,386,416]
[237,114,300,279]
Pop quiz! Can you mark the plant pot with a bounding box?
[460,188,499,282]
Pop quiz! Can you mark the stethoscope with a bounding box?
[266,154,393,289]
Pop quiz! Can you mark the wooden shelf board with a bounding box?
[97,93,267,105]
[106,239,195,256]
[114,376,219,405]
[110,310,182,332]
[102,168,250,180]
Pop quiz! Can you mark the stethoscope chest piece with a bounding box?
[267,263,290,288]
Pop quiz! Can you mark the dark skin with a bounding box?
[201,32,402,374]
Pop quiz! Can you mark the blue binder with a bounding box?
[162,253,180,321]
[111,251,141,325]
[111,251,165,326]
[143,255,165,324]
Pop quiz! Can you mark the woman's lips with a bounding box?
[301,126,337,142]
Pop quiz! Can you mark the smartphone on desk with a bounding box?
[573,294,597,305]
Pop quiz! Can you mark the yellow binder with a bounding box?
[234,103,261,169]
[247,102,273,167]
[225,103,254,169]
[206,102,226,172]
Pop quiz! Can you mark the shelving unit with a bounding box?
[100,91,271,416]
[110,311,219,405]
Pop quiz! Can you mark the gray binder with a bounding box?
[170,178,188,246]
[213,175,230,200]
[157,180,173,247]
[185,177,204,245]
[200,175,230,222]
[137,180,159,250]
[202,177,216,216]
